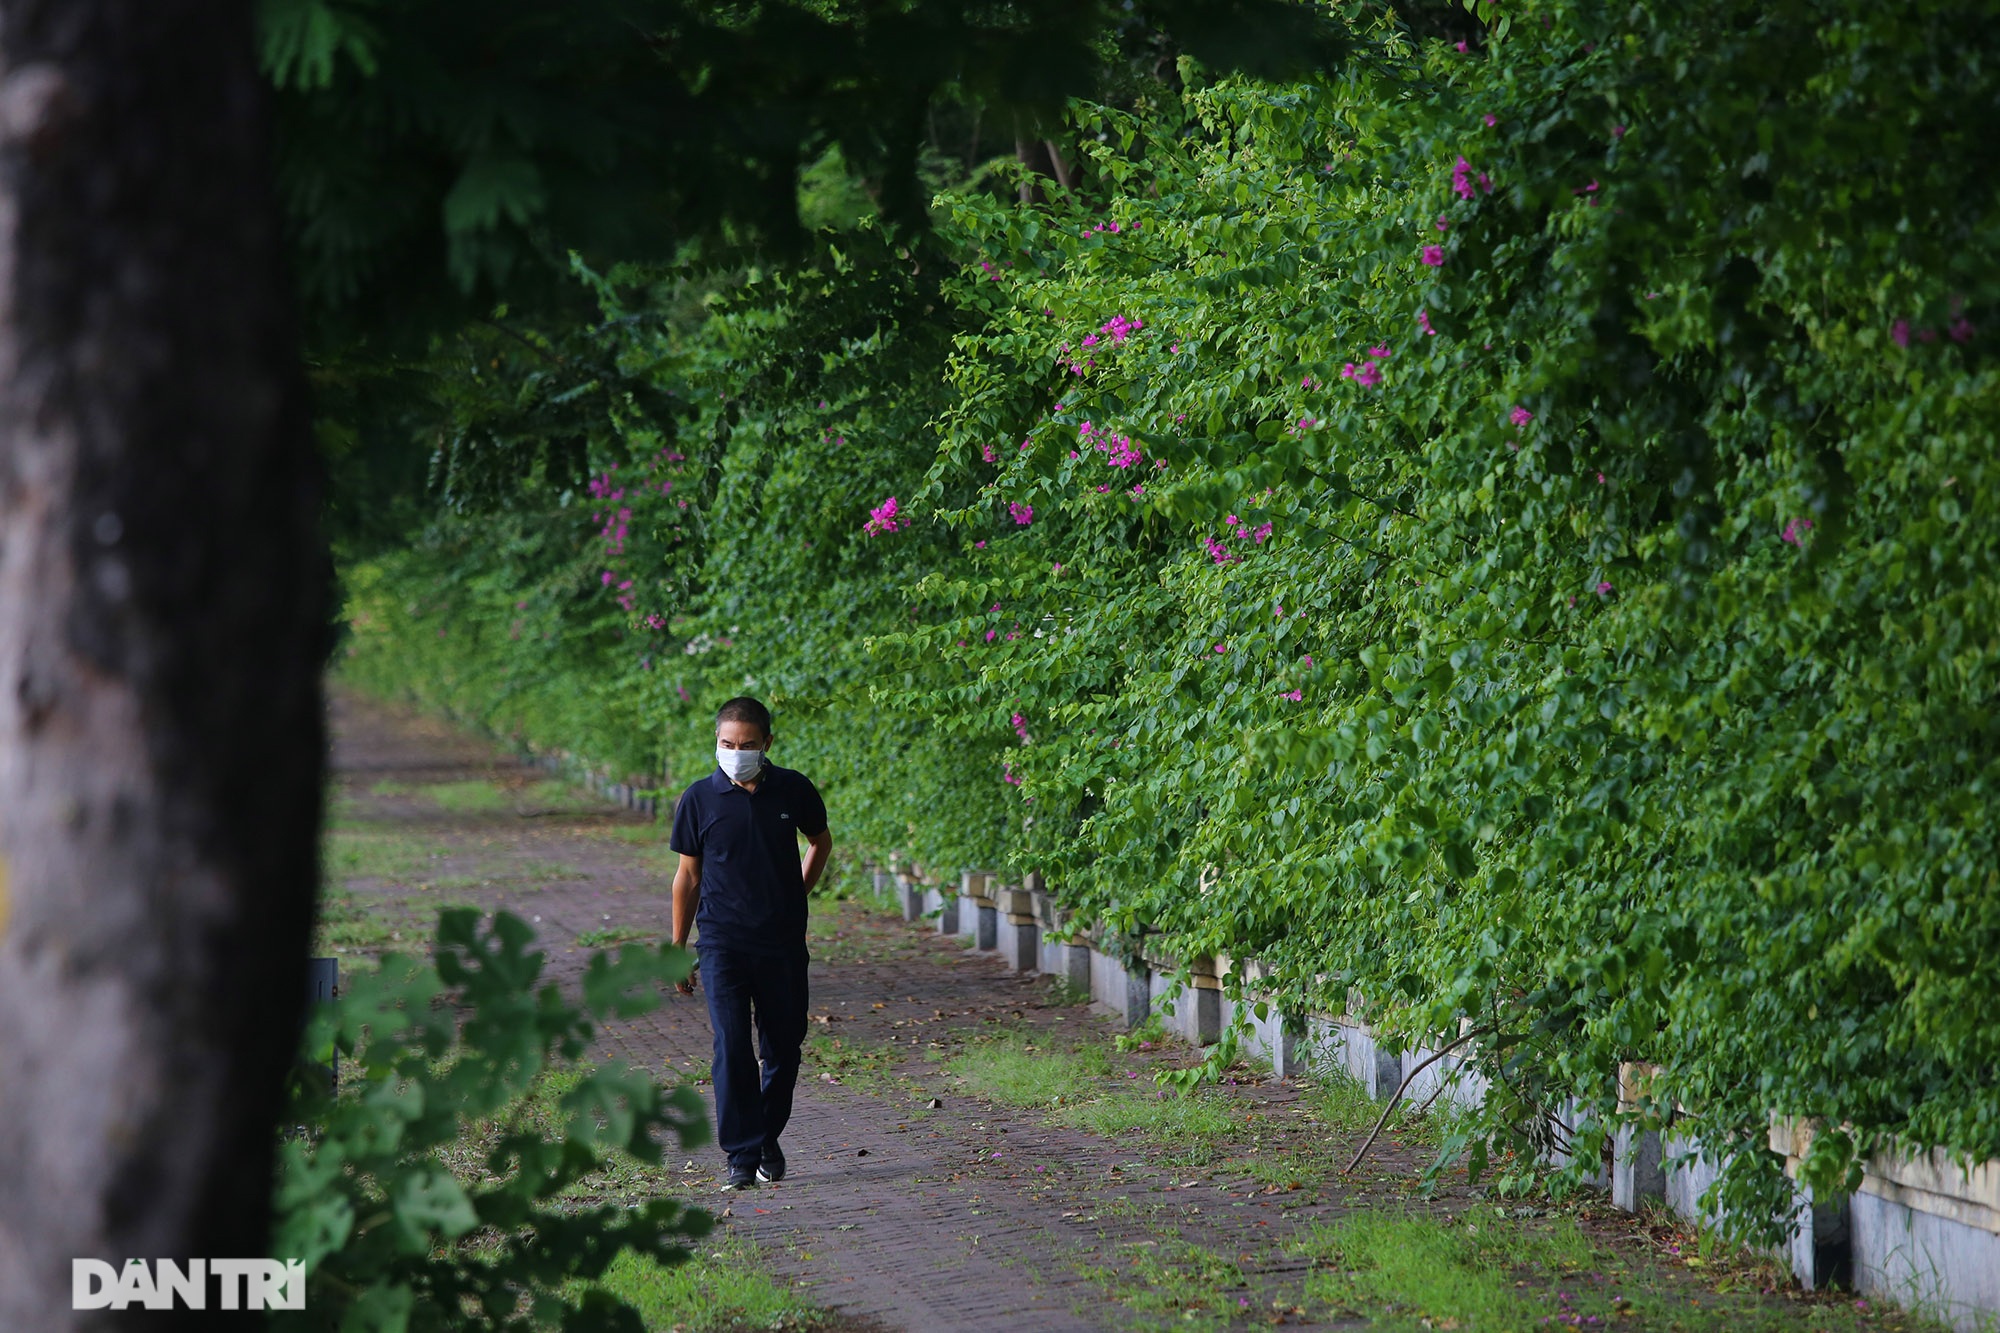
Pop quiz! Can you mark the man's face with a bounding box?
[716,719,770,752]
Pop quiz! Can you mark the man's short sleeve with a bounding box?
[669,787,702,856]
[796,776,829,838]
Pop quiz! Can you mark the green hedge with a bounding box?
[344,0,2000,1240]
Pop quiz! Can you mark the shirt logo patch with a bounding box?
[781,813,791,820]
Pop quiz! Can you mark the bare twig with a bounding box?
[1343,1025,1492,1175]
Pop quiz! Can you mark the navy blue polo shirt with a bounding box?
[670,761,828,955]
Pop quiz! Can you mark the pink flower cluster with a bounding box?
[1080,420,1144,469]
[1451,155,1493,200]
[1342,345,1391,388]
[1781,517,1814,545]
[1096,314,1144,343]
[1002,759,1023,786]
[588,470,633,557]
[864,496,902,535]
[1893,316,1977,347]
[1510,405,1534,427]
[1011,712,1031,743]
[1205,512,1274,563]
[1417,309,1437,336]
[1008,501,1035,526]
[1421,245,1446,268]
[1083,220,1137,236]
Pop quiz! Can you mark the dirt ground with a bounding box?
[325,687,1929,1333]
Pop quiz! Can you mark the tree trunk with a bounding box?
[0,2,325,1327]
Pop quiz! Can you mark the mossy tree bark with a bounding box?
[0,1,325,1325]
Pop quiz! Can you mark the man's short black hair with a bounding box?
[715,696,773,738]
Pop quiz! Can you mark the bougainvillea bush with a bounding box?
[344,0,2000,1240]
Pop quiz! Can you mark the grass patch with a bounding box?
[1072,1235,1249,1331]
[1285,1208,1929,1332]
[942,1031,1111,1105]
[576,926,655,948]
[325,827,452,882]
[425,780,514,813]
[805,1034,905,1095]
[1059,1092,1236,1143]
[1290,1211,1609,1330]
[591,1236,827,1332]
[941,1031,1239,1145]
[513,779,622,817]
[313,888,400,954]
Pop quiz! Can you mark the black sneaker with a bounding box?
[756,1148,787,1183]
[723,1163,758,1190]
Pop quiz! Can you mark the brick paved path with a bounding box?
[331,691,1407,1329]
[330,689,1875,1333]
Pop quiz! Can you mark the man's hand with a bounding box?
[676,956,698,996]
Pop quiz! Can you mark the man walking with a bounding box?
[670,697,833,1190]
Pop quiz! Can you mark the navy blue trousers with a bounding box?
[699,945,809,1170]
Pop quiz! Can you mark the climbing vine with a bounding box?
[343,0,2000,1241]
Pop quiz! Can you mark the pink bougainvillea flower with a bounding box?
[1596,472,1606,484]
[863,496,902,535]
[1612,124,1627,138]
[1417,309,1437,336]
[1455,39,1468,52]
[1104,435,1142,468]
[1949,317,1976,343]
[1421,244,1446,267]
[1435,214,1451,232]
[981,443,997,463]
[1595,581,1614,595]
[1280,689,1304,702]
[1301,655,1314,667]
[1483,113,1497,127]
[1452,156,1475,200]
[1891,319,1911,347]
[1368,344,1391,359]
[975,540,987,548]
[985,629,997,642]
[1510,405,1534,427]
[1353,361,1383,388]
[1781,517,1815,545]
[1213,643,1227,654]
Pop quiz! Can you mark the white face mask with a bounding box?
[716,744,766,782]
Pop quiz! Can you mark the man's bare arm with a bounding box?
[802,828,833,893]
[672,853,701,994]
